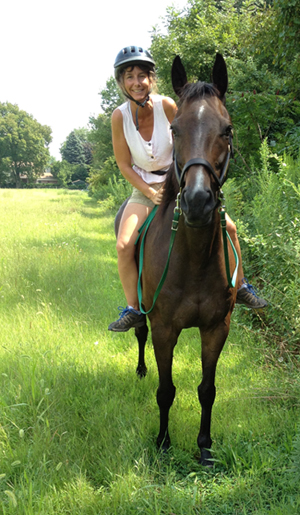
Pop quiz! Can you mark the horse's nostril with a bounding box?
[181,189,188,213]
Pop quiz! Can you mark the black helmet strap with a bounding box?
[124,91,150,131]
[134,95,150,131]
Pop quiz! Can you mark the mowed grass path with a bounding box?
[0,189,299,514]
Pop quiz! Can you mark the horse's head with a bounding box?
[171,53,233,227]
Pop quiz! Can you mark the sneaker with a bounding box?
[236,278,268,309]
[108,306,146,332]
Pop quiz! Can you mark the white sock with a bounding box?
[128,305,141,314]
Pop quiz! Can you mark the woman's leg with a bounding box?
[226,214,268,308]
[108,202,152,331]
[116,202,151,309]
[225,214,244,289]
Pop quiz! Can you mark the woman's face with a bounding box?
[123,66,151,102]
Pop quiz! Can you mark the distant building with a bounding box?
[19,168,58,185]
[36,171,58,185]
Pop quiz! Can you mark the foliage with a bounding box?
[150,0,267,96]
[59,128,92,183]
[99,76,124,116]
[0,102,52,187]
[269,0,300,92]
[49,159,88,188]
[60,128,92,165]
[60,130,86,164]
[88,114,114,176]
[95,174,132,209]
[227,90,300,175]
[224,141,300,349]
[74,127,93,165]
[289,419,300,485]
[86,78,124,195]
[149,0,300,177]
[87,155,120,196]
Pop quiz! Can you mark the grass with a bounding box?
[0,189,299,514]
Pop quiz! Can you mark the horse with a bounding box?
[115,53,237,466]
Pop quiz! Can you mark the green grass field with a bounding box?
[0,189,299,514]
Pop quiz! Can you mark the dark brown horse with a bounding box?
[115,53,237,466]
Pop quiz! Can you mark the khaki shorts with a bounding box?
[128,183,163,208]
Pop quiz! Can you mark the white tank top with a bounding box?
[117,95,173,184]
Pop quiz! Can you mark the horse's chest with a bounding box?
[179,286,230,328]
[148,270,231,329]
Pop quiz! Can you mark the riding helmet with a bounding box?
[114,46,155,78]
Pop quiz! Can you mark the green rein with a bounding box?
[135,191,239,315]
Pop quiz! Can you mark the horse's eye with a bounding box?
[170,125,178,137]
[223,126,233,138]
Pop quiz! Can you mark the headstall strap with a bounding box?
[173,133,233,190]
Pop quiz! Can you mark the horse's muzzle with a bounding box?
[181,184,216,227]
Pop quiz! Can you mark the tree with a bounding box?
[49,157,72,187]
[0,102,52,187]
[60,128,93,182]
[60,130,85,164]
[100,76,124,116]
[87,77,124,190]
[88,115,113,170]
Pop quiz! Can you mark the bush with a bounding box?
[96,175,132,210]
[228,141,300,350]
[88,156,119,196]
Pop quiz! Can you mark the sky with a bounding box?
[1,0,187,160]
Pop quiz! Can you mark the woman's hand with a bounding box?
[148,187,164,205]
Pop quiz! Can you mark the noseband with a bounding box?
[174,133,233,190]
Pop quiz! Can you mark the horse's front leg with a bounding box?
[198,324,229,466]
[135,322,148,378]
[152,324,178,451]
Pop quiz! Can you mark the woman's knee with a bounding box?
[116,237,135,258]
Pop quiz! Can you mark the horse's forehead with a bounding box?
[181,96,227,125]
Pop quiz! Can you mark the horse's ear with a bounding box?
[172,55,188,97]
[212,53,228,101]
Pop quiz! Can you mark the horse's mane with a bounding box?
[177,81,219,106]
[160,81,219,214]
[160,163,179,214]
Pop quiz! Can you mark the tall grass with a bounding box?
[0,189,299,514]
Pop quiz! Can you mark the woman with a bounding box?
[108,46,267,332]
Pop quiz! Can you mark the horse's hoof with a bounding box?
[136,365,147,378]
[157,436,171,453]
[200,448,214,467]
